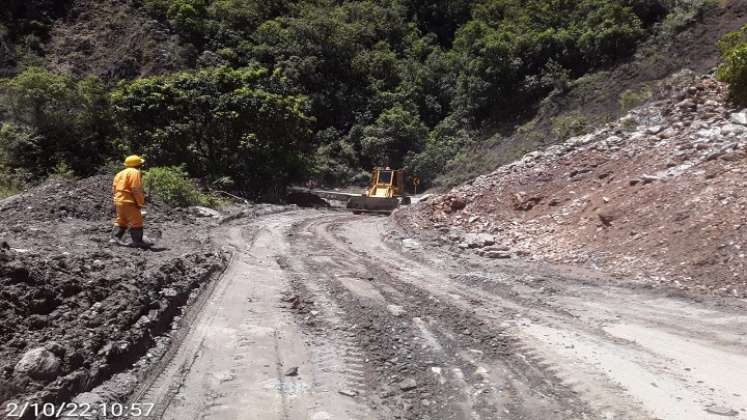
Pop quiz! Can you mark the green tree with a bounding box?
[0,67,115,176]
[359,104,428,168]
[111,66,313,198]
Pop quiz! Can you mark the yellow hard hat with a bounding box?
[124,155,145,168]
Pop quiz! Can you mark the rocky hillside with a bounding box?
[44,0,187,80]
[398,72,747,298]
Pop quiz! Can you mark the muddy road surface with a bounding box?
[131,211,747,420]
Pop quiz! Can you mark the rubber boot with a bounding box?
[110,226,127,244]
[130,228,154,248]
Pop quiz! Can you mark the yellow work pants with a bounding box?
[114,204,144,228]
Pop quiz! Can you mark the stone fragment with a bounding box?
[15,347,61,380]
[730,112,747,126]
[399,378,417,391]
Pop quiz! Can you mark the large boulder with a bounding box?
[15,347,61,381]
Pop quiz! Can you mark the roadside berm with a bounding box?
[0,175,228,417]
[398,72,747,298]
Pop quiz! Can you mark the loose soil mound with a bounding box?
[399,74,747,297]
[0,175,182,225]
[0,176,227,416]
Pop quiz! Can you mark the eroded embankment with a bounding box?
[0,176,228,419]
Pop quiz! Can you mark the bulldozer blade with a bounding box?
[346,196,400,214]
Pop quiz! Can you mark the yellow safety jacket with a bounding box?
[113,167,145,207]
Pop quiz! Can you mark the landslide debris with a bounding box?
[399,73,747,297]
[0,175,227,416]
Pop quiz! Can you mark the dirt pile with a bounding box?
[0,176,227,417]
[0,175,182,225]
[398,73,747,297]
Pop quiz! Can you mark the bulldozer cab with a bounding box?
[368,168,406,198]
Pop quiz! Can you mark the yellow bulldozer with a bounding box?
[346,167,411,214]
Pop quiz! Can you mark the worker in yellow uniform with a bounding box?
[111,155,153,248]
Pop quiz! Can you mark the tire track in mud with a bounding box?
[129,214,375,420]
[126,211,747,420]
[283,215,590,420]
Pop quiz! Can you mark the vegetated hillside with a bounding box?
[0,0,745,199]
[441,0,747,188]
[398,73,747,297]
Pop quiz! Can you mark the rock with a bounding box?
[387,305,406,317]
[704,405,738,417]
[15,347,61,380]
[189,206,223,218]
[598,212,616,227]
[402,239,421,250]
[44,342,66,357]
[640,175,660,184]
[676,99,696,110]
[513,193,543,211]
[463,233,495,249]
[284,367,299,377]
[658,128,677,139]
[721,151,745,162]
[338,389,358,397]
[646,126,663,135]
[1,260,29,283]
[399,378,418,391]
[730,111,747,126]
[485,251,511,259]
[450,197,467,211]
[286,192,330,208]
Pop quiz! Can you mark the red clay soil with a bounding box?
[398,74,747,298]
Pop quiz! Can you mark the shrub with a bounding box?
[143,166,208,207]
[0,171,22,199]
[619,85,654,113]
[404,116,472,187]
[717,25,747,106]
[551,112,589,140]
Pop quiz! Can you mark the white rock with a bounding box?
[189,206,222,218]
[646,126,663,135]
[730,111,747,126]
[15,348,61,380]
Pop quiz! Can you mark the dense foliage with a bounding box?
[0,67,116,177]
[0,0,704,194]
[717,25,747,106]
[143,166,219,207]
[112,66,313,197]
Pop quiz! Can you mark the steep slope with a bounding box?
[443,0,747,187]
[398,73,747,297]
[45,0,188,80]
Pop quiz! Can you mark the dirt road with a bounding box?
[131,211,747,420]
